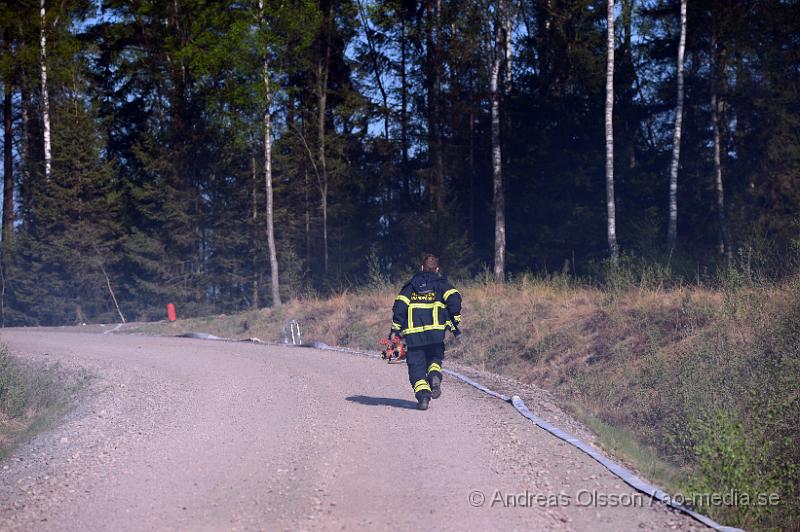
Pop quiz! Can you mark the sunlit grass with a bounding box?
[124,271,800,529]
[0,348,92,460]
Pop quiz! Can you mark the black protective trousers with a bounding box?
[406,343,444,399]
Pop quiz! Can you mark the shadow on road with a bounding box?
[345,395,418,410]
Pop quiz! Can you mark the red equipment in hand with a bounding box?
[379,335,406,363]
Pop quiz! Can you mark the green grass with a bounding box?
[0,347,92,460]
[564,400,686,493]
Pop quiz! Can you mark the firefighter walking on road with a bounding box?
[390,254,462,410]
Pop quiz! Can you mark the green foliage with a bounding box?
[366,248,390,289]
[0,0,798,331]
[678,409,796,529]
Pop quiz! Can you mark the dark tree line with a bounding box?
[0,0,798,325]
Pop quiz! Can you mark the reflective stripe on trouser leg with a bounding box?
[413,379,432,394]
[427,362,442,375]
[406,348,430,398]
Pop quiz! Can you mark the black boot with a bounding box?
[430,374,442,399]
[417,394,431,410]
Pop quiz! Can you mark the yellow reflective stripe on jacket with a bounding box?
[391,322,402,330]
[453,314,462,323]
[402,323,447,335]
[427,362,442,374]
[443,288,459,301]
[445,320,454,329]
[413,379,432,393]
[407,301,446,331]
[408,302,446,310]
[395,295,411,305]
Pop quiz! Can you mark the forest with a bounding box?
[0,0,798,325]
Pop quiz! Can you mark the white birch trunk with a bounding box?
[260,0,281,306]
[40,0,51,181]
[667,0,687,253]
[504,9,512,90]
[605,0,619,262]
[490,1,506,283]
[264,72,281,306]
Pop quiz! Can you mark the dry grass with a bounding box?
[0,348,91,460]
[127,274,799,529]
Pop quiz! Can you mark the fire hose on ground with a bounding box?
[158,321,741,532]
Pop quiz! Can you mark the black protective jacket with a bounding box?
[391,272,462,348]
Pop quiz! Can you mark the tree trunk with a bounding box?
[400,12,409,197]
[490,1,506,282]
[710,26,732,267]
[504,7,512,90]
[434,0,444,220]
[425,0,445,218]
[260,0,281,307]
[468,105,475,235]
[3,28,13,245]
[317,3,331,275]
[667,0,687,253]
[621,0,636,171]
[19,84,30,229]
[40,0,52,181]
[304,166,310,271]
[251,151,259,309]
[605,0,619,262]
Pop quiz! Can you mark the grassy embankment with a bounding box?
[0,349,90,460]
[128,272,799,530]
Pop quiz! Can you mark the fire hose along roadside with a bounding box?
[307,341,741,532]
[509,397,741,532]
[173,333,739,531]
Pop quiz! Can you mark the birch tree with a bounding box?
[259,0,281,306]
[485,0,509,282]
[605,0,619,262]
[667,0,687,254]
[39,0,51,181]
[316,0,332,275]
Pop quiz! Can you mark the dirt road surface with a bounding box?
[0,329,702,531]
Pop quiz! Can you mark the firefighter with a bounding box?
[390,254,462,410]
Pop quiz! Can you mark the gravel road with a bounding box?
[0,329,703,531]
